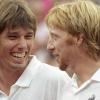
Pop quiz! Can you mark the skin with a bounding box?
[47,27,78,75]
[0,27,35,95]
[47,27,100,86]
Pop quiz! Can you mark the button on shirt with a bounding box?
[0,56,71,100]
[62,69,100,100]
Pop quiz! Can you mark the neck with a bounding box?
[0,66,24,95]
[74,58,100,87]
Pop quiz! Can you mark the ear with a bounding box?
[75,33,84,46]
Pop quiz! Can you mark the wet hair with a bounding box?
[0,0,37,34]
[46,0,100,60]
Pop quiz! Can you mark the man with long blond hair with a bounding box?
[46,0,100,99]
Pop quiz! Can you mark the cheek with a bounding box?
[59,43,74,60]
[28,40,34,50]
[0,43,11,57]
[61,37,76,55]
[55,40,64,48]
[0,41,10,49]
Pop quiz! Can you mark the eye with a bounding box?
[25,32,34,40]
[25,35,34,40]
[7,32,19,40]
[51,35,57,41]
[8,35,18,40]
[54,36,57,41]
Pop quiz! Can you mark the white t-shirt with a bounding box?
[0,56,71,100]
[62,69,100,100]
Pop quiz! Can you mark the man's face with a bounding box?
[0,27,35,70]
[47,27,79,72]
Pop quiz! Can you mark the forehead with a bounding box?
[9,27,34,32]
[2,27,34,34]
[48,27,68,37]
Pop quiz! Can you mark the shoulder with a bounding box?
[39,62,71,83]
[30,56,71,84]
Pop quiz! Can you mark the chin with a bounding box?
[57,59,66,70]
[60,63,73,77]
[59,63,67,71]
[10,62,27,69]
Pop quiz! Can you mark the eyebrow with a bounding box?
[50,32,59,38]
[7,31,34,35]
[7,31,19,35]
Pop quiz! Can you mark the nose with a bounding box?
[47,40,54,51]
[17,38,28,51]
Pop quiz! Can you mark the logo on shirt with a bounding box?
[88,94,95,100]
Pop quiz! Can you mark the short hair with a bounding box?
[46,0,100,60]
[0,0,37,34]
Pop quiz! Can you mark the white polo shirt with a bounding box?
[62,69,100,100]
[0,56,71,100]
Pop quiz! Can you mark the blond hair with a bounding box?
[46,0,100,59]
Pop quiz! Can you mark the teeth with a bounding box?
[12,53,25,58]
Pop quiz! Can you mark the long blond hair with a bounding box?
[46,0,100,60]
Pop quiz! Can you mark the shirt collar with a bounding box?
[71,69,100,93]
[72,68,100,85]
[14,56,41,87]
[91,68,100,82]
